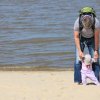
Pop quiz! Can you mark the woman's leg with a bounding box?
[87,38,100,81]
[74,48,82,83]
[74,42,85,83]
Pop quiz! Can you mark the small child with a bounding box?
[81,54,100,85]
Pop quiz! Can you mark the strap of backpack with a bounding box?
[79,16,83,41]
[92,18,95,33]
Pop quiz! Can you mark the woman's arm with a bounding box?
[94,29,99,51]
[94,28,100,59]
[74,31,84,59]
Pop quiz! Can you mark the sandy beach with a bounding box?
[0,70,100,100]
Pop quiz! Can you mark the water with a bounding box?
[0,0,100,68]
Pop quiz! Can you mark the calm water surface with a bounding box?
[0,0,100,68]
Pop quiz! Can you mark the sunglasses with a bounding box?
[82,13,93,16]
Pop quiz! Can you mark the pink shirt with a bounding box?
[81,62,92,71]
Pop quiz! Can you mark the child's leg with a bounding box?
[81,72,87,85]
[88,71,100,85]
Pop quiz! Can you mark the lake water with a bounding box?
[0,0,100,68]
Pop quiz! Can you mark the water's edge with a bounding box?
[0,66,73,71]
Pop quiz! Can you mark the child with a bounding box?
[81,54,100,85]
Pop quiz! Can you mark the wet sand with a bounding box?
[0,70,100,100]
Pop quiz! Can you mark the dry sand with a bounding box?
[0,70,100,100]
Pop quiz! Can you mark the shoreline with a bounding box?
[0,66,74,71]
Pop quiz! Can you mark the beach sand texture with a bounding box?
[0,71,100,100]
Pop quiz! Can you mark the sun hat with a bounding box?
[84,54,92,65]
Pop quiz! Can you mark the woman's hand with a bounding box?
[94,50,99,59]
[79,50,84,59]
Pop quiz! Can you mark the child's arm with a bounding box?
[91,58,97,63]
